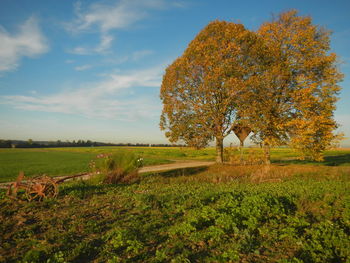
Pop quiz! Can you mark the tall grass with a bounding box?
[91,151,142,184]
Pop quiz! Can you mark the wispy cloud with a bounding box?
[95,34,114,53]
[65,59,75,64]
[65,0,176,55]
[74,64,92,71]
[66,0,165,33]
[0,16,49,73]
[69,47,91,55]
[69,33,114,55]
[132,50,154,61]
[1,66,163,120]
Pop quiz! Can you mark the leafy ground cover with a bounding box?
[1,147,350,183]
[0,164,349,262]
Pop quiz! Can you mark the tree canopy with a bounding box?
[160,10,343,163]
[160,21,262,162]
[251,10,343,161]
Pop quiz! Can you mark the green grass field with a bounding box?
[0,147,207,182]
[0,149,96,182]
[0,146,217,182]
[1,146,350,182]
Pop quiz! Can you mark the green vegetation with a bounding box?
[0,149,96,183]
[1,147,350,183]
[92,151,141,184]
[46,146,216,162]
[1,163,349,262]
[0,147,216,182]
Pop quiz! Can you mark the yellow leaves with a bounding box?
[160,10,342,162]
[160,19,262,149]
[249,10,342,160]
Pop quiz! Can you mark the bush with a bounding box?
[91,151,142,184]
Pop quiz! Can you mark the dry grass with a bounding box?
[155,164,350,185]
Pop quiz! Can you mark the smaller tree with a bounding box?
[245,10,343,163]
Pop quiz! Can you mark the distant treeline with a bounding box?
[0,139,185,148]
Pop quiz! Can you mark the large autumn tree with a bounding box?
[242,10,343,162]
[160,21,262,163]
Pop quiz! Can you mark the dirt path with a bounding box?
[0,161,215,188]
[139,161,215,173]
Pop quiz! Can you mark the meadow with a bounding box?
[0,146,217,182]
[1,146,350,182]
[0,147,350,262]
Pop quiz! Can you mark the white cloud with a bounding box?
[66,0,165,33]
[69,46,90,55]
[74,64,92,71]
[0,16,49,73]
[65,59,75,64]
[65,0,171,55]
[69,33,114,55]
[132,50,153,61]
[95,34,114,53]
[1,66,163,121]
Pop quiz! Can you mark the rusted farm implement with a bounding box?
[6,171,88,201]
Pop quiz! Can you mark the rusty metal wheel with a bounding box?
[43,177,58,198]
[25,176,58,201]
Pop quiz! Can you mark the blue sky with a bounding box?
[0,0,349,146]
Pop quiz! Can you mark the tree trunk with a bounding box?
[216,137,224,163]
[239,141,244,162]
[263,144,271,165]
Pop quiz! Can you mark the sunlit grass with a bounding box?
[0,147,216,182]
[0,150,95,183]
[0,146,349,182]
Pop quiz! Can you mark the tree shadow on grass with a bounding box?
[156,166,209,178]
[59,181,132,199]
[59,167,210,198]
[273,153,350,166]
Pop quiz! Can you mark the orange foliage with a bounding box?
[160,21,261,162]
[254,10,343,160]
[160,10,343,163]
